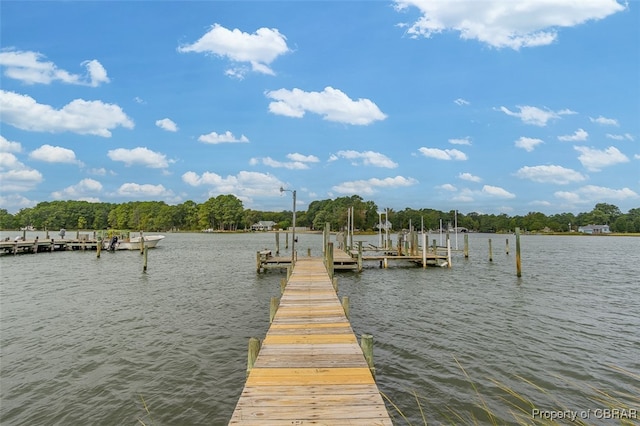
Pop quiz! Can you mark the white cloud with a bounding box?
[558,128,588,142]
[449,137,472,146]
[251,153,319,170]
[439,183,457,191]
[29,144,82,165]
[198,130,249,144]
[88,167,108,176]
[116,183,173,198]
[515,136,544,152]
[515,165,587,184]
[555,185,638,204]
[51,178,102,200]
[482,185,515,198]
[182,170,285,201]
[606,133,634,141]
[454,98,470,106]
[329,150,397,168]
[574,145,629,171]
[418,147,467,160]
[589,115,619,126]
[287,153,319,163]
[395,0,625,50]
[458,172,481,182]
[0,135,22,153]
[265,86,387,125]
[0,49,110,86]
[0,193,36,213]
[156,118,178,132]
[178,23,290,78]
[108,147,171,168]
[251,156,311,170]
[0,90,133,137]
[499,105,575,126]
[452,190,475,203]
[332,176,418,195]
[0,152,43,191]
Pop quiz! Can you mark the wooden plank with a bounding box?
[230,257,392,424]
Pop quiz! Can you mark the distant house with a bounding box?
[252,221,276,231]
[578,224,610,234]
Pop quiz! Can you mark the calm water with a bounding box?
[1,232,638,425]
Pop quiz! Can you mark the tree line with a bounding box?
[0,196,638,233]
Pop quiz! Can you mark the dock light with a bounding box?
[280,186,296,265]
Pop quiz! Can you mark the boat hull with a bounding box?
[106,235,165,250]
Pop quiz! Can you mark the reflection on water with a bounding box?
[1,232,638,425]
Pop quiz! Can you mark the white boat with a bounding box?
[104,233,165,251]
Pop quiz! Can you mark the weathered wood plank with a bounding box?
[229,257,392,425]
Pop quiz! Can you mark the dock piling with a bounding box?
[360,334,375,377]
[246,337,261,377]
[342,296,350,319]
[269,296,279,323]
[489,238,493,262]
[143,247,148,272]
[464,233,469,258]
[515,227,522,277]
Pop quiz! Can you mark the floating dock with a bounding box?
[230,256,392,424]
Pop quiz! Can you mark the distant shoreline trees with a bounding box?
[0,197,638,233]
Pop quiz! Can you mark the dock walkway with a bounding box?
[230,257,392,425]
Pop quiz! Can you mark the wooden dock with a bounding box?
[0,238,99,255]
[257,246,450,272]
[230,257,392,425]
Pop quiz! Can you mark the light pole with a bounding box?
[280,186,296,264]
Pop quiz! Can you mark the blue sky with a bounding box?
[1,1,638,215]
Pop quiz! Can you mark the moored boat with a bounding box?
[104,232,165,251]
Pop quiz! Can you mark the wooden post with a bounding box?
[275,232,280,255]
[323,223,329,254]
[432,239,437,255]
[327,242,334,279]
[143,247,148,272]
[515,227,522,277]
[464,233,469,258]
[45,230,49,239]
[332,277,338,292]
[447,238,452,268]
[383,257,388,268]
[360,334,375,377]
[140,234,144,254]
[488,238,493,262]
[422,232,427,268]
[256,251,261,273]
[247,337,261,376]
[412,231,418,256]
[307,248,311,257]
[285,231,289,249]
[342,296,350,320]
[97,237,102,258]
[397,234,402,256]
[23,229,27,241]
[270,296,279,323]
[505,238,510,255]
[357,241,363,272]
